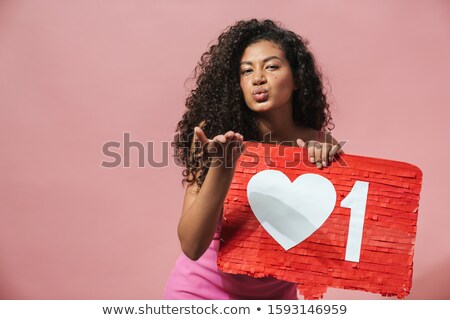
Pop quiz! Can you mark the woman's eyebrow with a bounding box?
[240,56,282,66]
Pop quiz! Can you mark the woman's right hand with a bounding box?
[177,127,244,261]
[194,127,244,169]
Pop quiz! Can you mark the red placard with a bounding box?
[218,142,423,299]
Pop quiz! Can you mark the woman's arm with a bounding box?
[177,127,243,261]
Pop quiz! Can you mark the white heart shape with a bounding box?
[247,170,336,250]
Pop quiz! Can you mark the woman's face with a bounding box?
[239,40,296,114]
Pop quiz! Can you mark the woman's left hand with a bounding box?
[296,136,342,169]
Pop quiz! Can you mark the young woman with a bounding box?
[164,19,341,299]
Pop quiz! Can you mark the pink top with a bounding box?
[163,222,298,300]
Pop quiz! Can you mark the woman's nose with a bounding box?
[252,71,267,85]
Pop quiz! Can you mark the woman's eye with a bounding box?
[241,69,252,75]
[266,65,279,70]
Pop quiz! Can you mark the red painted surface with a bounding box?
[218,142,423,299]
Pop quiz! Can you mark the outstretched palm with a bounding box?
[195,127,244,169]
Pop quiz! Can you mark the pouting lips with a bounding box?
[253,92,269,102]
[252,88,269,102]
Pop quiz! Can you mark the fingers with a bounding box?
[306,140,323,168]
[194,127,209,146]
[307,140,317,163]
[199,129,244,166]
[213,131,244,144]
[212,134,227,144]
[231,140,245,158]
[195,128,244,143]
[321,143,332,167]
[296,138,306,148]
[234,132,244,142]
[226,132,244,156]
[225,131,235,140]
[306,140,335,169]
[329,143,342,161]
[314,143,322,168]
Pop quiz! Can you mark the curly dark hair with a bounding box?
[174,19,334,187]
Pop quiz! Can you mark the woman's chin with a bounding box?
[249,101,272,112]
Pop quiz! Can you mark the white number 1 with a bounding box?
[341,181,369,262]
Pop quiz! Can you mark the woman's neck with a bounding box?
[256,110,317,145]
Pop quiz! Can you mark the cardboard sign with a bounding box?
[218,142,423,299]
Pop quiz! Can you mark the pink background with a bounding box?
[0,0,449,299]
